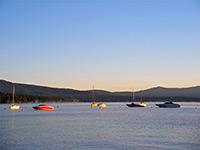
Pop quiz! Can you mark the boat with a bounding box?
[127,88,146,107]
[32,104,54,110]
[91,86,97,107]
[10,104,20,110]
[91,103,97,107]
[156,100,181,108]
[127,103,146,107]
[98,103,106,108]
[10,84,20,110]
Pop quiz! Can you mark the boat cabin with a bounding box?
[164,101,174,104]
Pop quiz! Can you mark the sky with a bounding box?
[0,0,200,91]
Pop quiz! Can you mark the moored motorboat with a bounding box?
[156,101,181,108]
[98,103,106,108]
[32,104,54,110]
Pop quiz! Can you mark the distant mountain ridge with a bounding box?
[0,79,90,97]
[0,80,200,102]
[140,86,200,98]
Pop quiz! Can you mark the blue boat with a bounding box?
[127,88,146,107]
[156,101,181,108]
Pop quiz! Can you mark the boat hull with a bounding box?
[32,105,54,110]
[156,104,181,108]
[127,103,146,107]
[91,103,97,107]
[10,105,20,110]
[98,103,106,108]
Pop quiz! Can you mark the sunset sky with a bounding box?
[1,0,200,91]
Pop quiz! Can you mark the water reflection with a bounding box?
[0,103,200,150]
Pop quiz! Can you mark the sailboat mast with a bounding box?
[140,89,143,102]
[132,88,135,101]
[12,84,15,105]
[92,85,95,102]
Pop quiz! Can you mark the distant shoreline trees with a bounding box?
[0,92,70,104]
[0,92,200,104]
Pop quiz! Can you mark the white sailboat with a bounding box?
[91,86,97,107]
[10,84,20,110]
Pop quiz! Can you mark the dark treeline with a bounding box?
[0,92,130,103]
[1,92,200,104]
[0,92,70,104]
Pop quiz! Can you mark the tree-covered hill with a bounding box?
[0,79,200,103]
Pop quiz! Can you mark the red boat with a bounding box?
[32,104,54,110]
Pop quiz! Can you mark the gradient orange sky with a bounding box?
[1,0,200,91]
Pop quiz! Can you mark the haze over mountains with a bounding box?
[1,80,200,99]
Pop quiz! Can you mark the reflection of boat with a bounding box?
[91,86,97,107]
[98,103,106,108]
[127,88,146,107]
[10,84,20,110]
[156,101,181,108]
[32,104,54,110]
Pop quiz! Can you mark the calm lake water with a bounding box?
[0,103,200,150]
